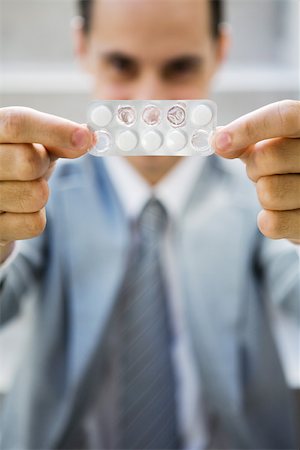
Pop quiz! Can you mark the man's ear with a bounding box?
[71,16,90,71]
[216,23,232,66]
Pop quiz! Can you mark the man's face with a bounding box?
[76,0,227,179]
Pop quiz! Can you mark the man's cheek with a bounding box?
[93,83,133,100]
[93,80,211,101]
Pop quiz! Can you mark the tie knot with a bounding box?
[137,197,168,244]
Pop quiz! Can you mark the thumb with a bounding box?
[211,125,251,160]
[46,124,97,159]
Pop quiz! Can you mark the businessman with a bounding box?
[0,0,299,449]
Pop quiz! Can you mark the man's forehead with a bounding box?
[89,0,212,47]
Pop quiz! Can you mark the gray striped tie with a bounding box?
[117,197,180,449]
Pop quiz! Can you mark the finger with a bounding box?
[212,100,300,158]
[0,107,95,158]
[0,179,49,213]
[0,209,47,242]
[256,175,300,211]
[44,160,57,181]
[257,209,300,241]
[0,143,51,181]
[245,138,300,182]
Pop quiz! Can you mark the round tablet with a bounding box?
[167,105,186,127]
[89,130,112,156]
[191,104,213,126]
[166,130,187,152]
[191,129,214,155]
[141,130,162,152]
[142,105,162,126]
[117,105,136,126]
[116,130,138,152]
[90,105,113,127]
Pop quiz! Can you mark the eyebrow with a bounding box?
[100,51,204,69]
[163,55,204,71]
[101,51,137,65]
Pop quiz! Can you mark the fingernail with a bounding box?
[216,131,232,151]
[71,128,89,149]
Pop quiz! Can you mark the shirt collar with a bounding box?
[104,156,204,221]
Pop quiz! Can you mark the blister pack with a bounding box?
[88,99,217,157]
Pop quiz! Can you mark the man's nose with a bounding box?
[132,72,169,100]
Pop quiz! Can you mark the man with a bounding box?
[0,0,299,448]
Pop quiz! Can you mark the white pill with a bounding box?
[89,130,112,156]
[90,105,113,127]
[141,130,162,152]
[166,130,187,152]
[191,105,213,126]
[116,130,138,152]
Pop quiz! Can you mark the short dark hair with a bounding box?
[78,0,224,39]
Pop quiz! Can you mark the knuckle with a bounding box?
[27,179,49,211]
[256,175,289,210]
[1,108,26,141]
[25,210,47,237]
[278,100,300,135]
[253,138,293,179]
[272,214,290,238]
[259,210,289,239]
[245,163,257,182]
[14,187,28,212]
[246,143,272,182]
[256,176,274,209]
[253,142,275,175]
[14,179,49,212]
[17,145,48,180]
[244,119,256,142]
[40,177,50,199]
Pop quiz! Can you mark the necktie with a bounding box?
[117,197,180,449]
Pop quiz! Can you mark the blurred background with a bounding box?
[0,0,299,124]
[0,0,299,407]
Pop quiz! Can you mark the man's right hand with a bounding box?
[0,107,95,263]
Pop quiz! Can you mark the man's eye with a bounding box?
[107,55,137,77]
[111,57,130,70]
[163,58,202,80]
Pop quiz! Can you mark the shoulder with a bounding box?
[49,155,103,187]
[46,155,109,219]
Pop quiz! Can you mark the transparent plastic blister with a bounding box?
[88,99,217,157]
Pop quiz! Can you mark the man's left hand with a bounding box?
[212,100,300,243]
